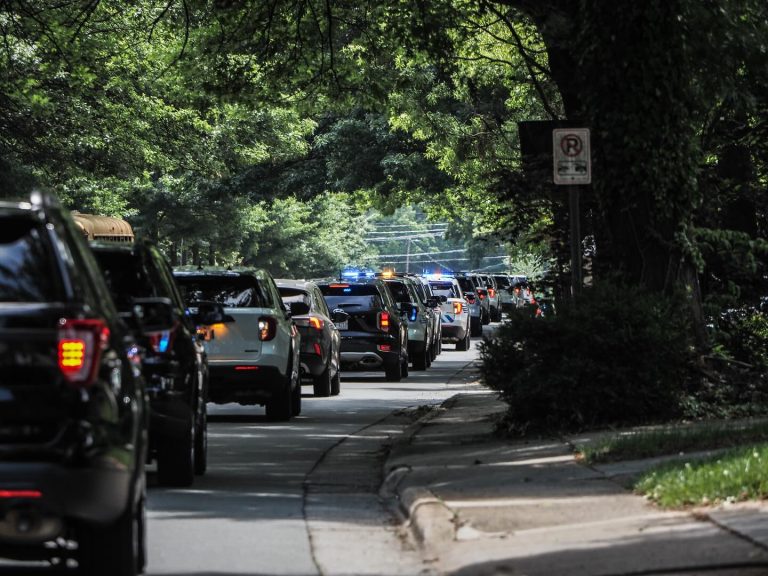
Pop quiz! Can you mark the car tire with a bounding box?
[267,359,294,421]
[470,317,483,337]
[157,411,195,488]
[385,357,402,382]
[313,364,332,397]
[194,401,207,476]
[481,309,490,325]
[291,378,302,416]
[330,369,341,396]
[456,331,469,351]
[413,346,427,370]
[77,491,143,576]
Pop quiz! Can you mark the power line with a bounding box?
[361,248,467,259]
[365,228,448,236]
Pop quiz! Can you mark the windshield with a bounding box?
[429,281,460,299]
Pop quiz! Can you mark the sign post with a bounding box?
[553,129,591,297]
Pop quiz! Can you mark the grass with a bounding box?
[635,443,768,507]
[577,418,768,464]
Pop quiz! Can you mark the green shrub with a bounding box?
[480,282,695,434]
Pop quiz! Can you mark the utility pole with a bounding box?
[405,238,411,273]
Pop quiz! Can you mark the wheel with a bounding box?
[330,370,341,396]
[384,358,402,382]
[157,411,195,488]
[456,331,469,351]
[313,364,332,397]
[470,317,483,337]
[77,491,144,576]
[412,346,427,370]
[194,401,207,476]
[291,378,302,416]
[481,309,490,325]
[267,359,294,421]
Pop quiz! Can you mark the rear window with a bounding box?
[93,250,158,310]
[175,275,270,308]
[384,281,412,304]
[0,217,62,302]
[457,278,474,293]
[493,275,510,288]
[429,281,460,298]
[320,284,383,312]
[278,286,310,306]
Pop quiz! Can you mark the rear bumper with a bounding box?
[441,325,468,342]
[207,363,286,404]
[339,334,400,370]
[0,461,132,527]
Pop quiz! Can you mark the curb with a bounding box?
[399,486,456,552]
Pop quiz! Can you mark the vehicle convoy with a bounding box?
[477,273,502,322]
[317,272,409,382]
[398,273,443,361]
[91,240,209,487]
[0,191,159,575]
[173,268,301,421]
[379,274,433,370]
[427,275,472,350]
[493,274,515,314]
[276,279,346,397]
[456,274,485,336]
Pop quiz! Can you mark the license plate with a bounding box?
[336,321,348,330]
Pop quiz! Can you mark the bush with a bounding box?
[480,282,695,434]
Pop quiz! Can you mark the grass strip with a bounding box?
[578,419,768,464]
[635,443,768,508]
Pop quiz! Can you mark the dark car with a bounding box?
[380,275,433,371]
[317,276,409,382]
[173,269,302,420]
[0,191,156,575]
[91,240,209,487]
[277,279,346,397]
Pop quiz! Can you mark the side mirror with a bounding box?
[289,301,311,316]
[131,297,176,333]
[331,309,349,323]
[188,300,229,326]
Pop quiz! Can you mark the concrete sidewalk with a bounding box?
[383,390,768,576]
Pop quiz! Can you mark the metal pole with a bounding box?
[569,186,583,296]
[405,238,411,273]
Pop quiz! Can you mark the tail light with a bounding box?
[453,301,463,314]
[295,317,324,330]
[465,294,476,304]
[488,288,496,298]
[58,318,110,388]
[0,490,42,499]
[377,344,392,352]
[477,289,487,300]
[258,317,277,341]
[378,311,390,331]
[146,322,179,354]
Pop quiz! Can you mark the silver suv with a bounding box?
[174,269,301,421]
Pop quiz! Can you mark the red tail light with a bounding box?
[0,490,42,499]
[258,317,277,341]
[453,302,463,314]
[488,288,496,298]
[378,311,390,331]
[313,343,322,356]
[377,344,392,352]
[465,294,476,304]
[477,289,487,300]
[58,318,110,388]
[146,322,179,354]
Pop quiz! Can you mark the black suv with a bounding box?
[0,192,156,575]
[318,276,409,381]
[91,240,209,487]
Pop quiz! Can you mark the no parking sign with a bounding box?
[553,128,591,185]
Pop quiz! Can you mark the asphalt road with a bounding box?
[145,340,483,576]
